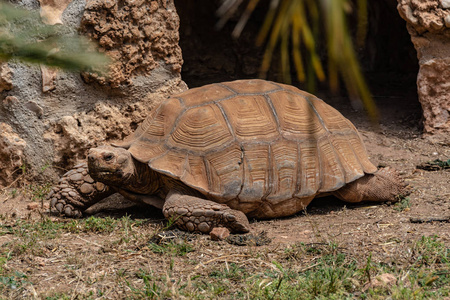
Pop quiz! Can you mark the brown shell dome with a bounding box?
[114,79,377,207]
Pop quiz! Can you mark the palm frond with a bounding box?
[0,3,110,73]
[217,0,379,122]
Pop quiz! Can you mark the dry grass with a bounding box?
[0,211,449,299]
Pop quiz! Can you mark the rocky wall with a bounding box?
[398,0,450,137]
[0,0,186,187]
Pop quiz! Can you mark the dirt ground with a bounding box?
[0,87,449,298]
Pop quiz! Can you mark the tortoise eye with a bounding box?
[104,154,114,161]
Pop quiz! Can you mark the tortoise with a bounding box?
[49,79,408,233]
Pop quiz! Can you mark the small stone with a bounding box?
[27,202,40,210]
[76,167,85,173]
[80,183,94,194]
[61,188,71,193]
[68,191,77,197]
[69,173,83,181]
[210,227,230,241]
[370,273,397,287]
[74,163,85,168]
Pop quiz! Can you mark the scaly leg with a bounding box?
[332,167,409,203]
[48,162,115,217]
[162,191,250,233]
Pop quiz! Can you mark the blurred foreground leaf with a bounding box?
[0,2,110,73]
[217,0,379,121]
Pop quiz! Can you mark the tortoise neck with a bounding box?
[124,158,160,195]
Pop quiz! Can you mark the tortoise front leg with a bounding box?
[48,162,115,217]
[162,191,250,233]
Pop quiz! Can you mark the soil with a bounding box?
[0,84,449,297]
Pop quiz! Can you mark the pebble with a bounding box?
[27,202,40,210]
[210,227,230,241]
[69,191,77,197]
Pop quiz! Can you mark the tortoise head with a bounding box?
[87,145,135,187]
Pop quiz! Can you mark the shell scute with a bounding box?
[266,140,298,201]
[269,90,327,140]
[167,104,234,154]
[240,143,270,202]
[221,79,280,94]
[177,83,235,107]
[219,95,278,142]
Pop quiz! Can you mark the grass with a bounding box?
[0,212,449,299]
[394,196,412,212]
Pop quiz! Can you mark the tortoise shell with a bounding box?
[115,79,377,215]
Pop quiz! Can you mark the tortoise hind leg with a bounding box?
[332,167,409,203]
[162,191,250,233]
[48,162,115,217]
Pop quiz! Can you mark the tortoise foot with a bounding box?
[47,162,114,217]
[333,166,410,203]
[163,192,250,234]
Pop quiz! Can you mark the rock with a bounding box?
[0,63,12,92]
[0,123,26,186]
[367,273,397,288]
[40,66,58,92]
[0,0,187,187]
[210,227,230,241]
[27,202,50,211]
[79,0,183,87]
[397,0,450,137]
[27,202,40,210]
[24,101,44,118]
[38,0,73,25]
